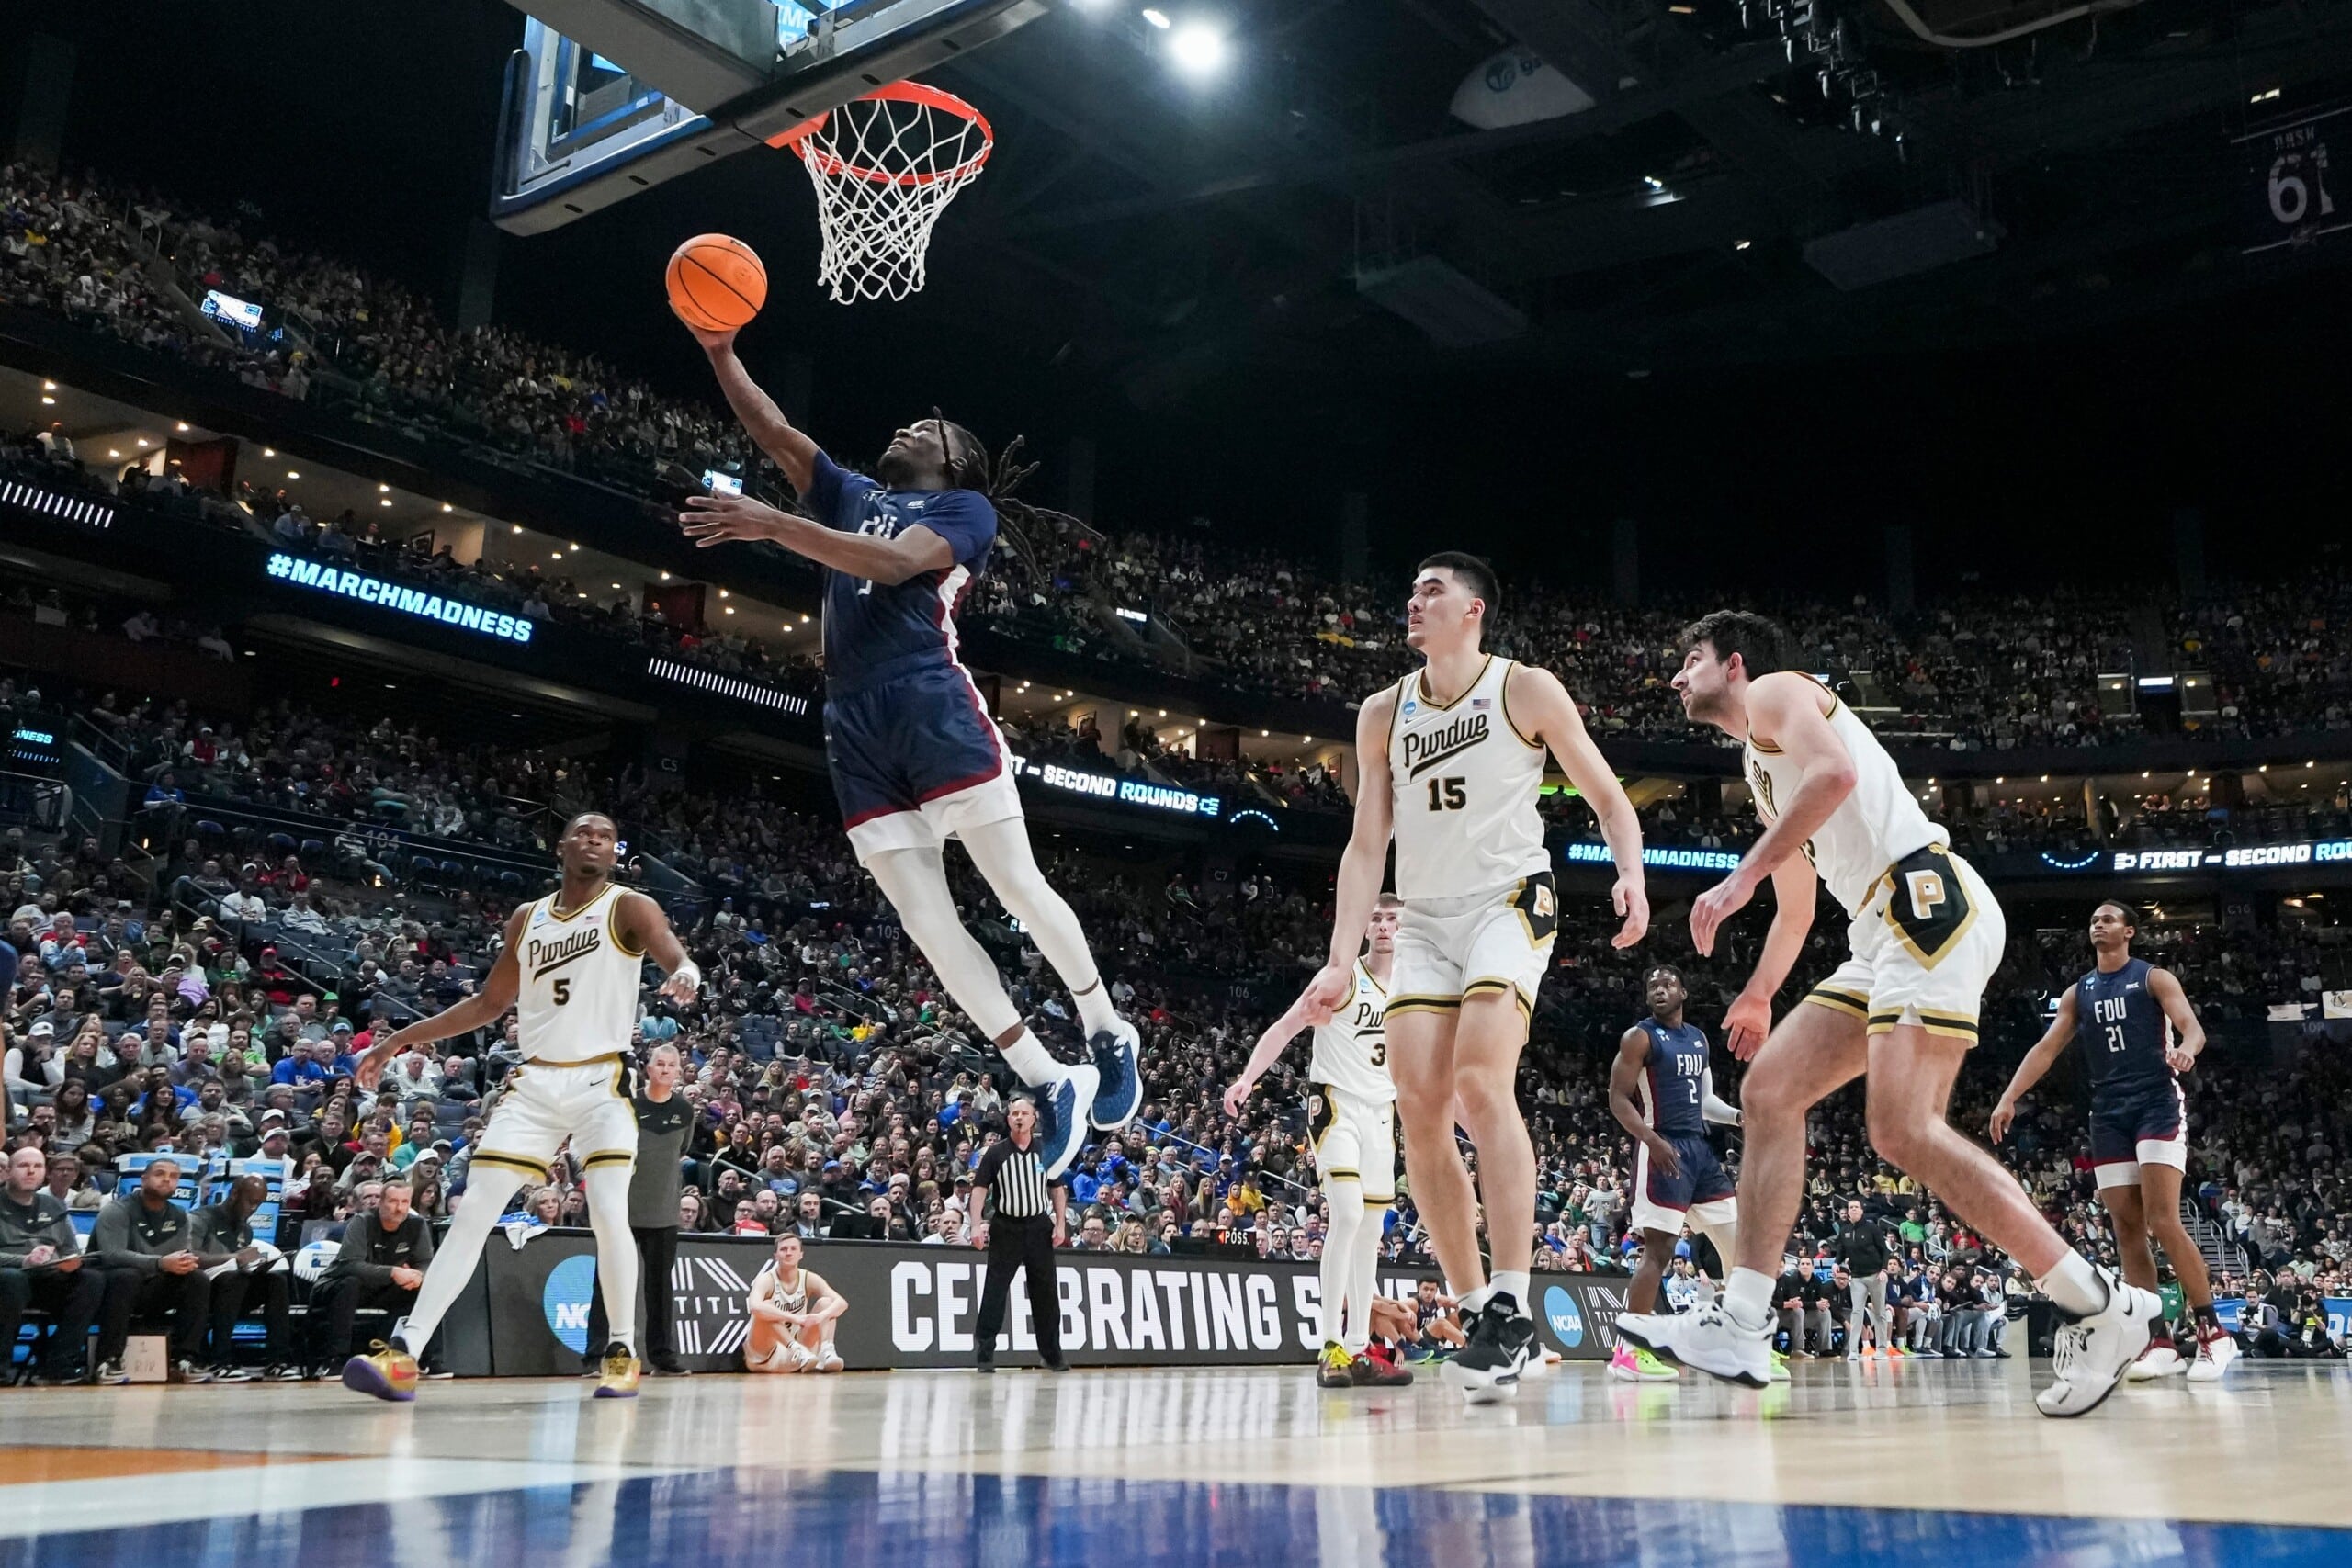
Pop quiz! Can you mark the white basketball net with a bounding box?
[787,85,992,304]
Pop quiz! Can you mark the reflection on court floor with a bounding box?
[3,1362,2349,1565]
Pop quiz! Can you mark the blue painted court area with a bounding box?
[2,1469,2344,1568]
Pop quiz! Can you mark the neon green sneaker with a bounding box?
[1609,1342,1681,1382]
[1768,1348,1792,1382]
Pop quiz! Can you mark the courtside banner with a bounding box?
[473,1229,1629,1372]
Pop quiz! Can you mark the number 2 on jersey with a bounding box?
[1426,776,1466,811]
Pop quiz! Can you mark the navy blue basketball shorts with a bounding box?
[1631,1132,1736,1235]
[2089,1081,2187,1190]
[826,661,1023,864]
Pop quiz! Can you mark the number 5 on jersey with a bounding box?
[1426,776,1466,811]
[551,977,571,1005]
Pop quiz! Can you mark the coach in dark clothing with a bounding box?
[89,1157,211,1375]
[0,1145,102,1382]
[588,1045,694,1373]
[307,1175,433,1369]
[195,1175,293,1372]
[1829,1201,1896,1355]
[971,1097,1070,1372]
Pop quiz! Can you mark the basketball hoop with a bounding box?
[772,82,993,304]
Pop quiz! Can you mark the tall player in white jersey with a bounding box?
[1225,897,1412,1389]
[1309,554,1648,1403]
[1615,612,2159,1417]
[346,813,699,1402]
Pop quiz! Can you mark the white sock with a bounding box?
[996,1027,1062,1089]
[1320,1179,1364,1349]
[1724,1268,1775,1330]
[1488,1270,1531,1314]
[2040,1251,2109,1317]
[1071,981,1119,1038]
[1456,1283,1492,1315]
[1350,1204,1388,1355]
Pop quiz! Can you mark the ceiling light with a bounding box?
[800,614,811,624]
[175,422,191,433]
[552,552,564,561]
[1140,6,1170,24]
[659,570,670,581]
[441,502,453,513]
[136,438,149,447]
[611,582,622,590]
[1158,709,1167,717]
[512,524,523,534]
[378,483,390,493]
[263,447,275,457]
[41,380,55,391]
[1304,736,1313,744]
[724,605,736,615]
[1261,730,1270,738]
[1167,19,1226,73]
[40,396,54,406]
[1642,175,1665,191]
[107,448,120,458]
[285,470,299,479]
[2253,86,2282,104]
[2260,764,2269,773]
[568,543,579,553]
[1734,239,1752,251]
[379,498,392,507]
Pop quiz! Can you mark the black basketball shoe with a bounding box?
[1442,1293,1534,1404]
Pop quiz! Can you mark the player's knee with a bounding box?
[1740,1061,1806,1125]
[1864,1100,1934,1172]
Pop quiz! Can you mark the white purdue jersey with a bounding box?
[514,883,643,1064]
[1309,961,1396,1103]
[1743,678,1942,917]
[1386,655,1550,900]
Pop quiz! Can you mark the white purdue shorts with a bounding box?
[469,1055,639,1185]
[1389,872,1557,1022]
[1803,846,2006,1047]
[1308,1083,1397,1203]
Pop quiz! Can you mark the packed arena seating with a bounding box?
[12,162,2352,754]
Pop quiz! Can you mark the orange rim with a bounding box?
[767,81,993,188]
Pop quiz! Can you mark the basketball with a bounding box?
[666,233,766,333]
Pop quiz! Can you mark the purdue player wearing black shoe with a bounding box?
[1307,554,1648,1404]
[1992,902,2235,1384]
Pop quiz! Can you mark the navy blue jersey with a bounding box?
[807,450,998,694]
[2075,957,2174,1101]
[1634,1018,1711,1139]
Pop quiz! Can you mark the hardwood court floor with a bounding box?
[1,1358,2346,1565]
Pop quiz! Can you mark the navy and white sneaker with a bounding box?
[1034,1063,1101,1180]
[1087,1018,1143,1130]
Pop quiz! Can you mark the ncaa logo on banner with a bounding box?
[1544,1285,1583,1348]
[544,1254,597,1354]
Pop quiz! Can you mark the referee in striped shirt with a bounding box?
[970,1096,1069,1372]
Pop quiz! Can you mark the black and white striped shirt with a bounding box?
[974,1138,1052,1219]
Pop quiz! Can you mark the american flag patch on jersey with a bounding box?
[1471,697,1492,710]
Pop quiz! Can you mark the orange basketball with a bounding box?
[666,234,766,333]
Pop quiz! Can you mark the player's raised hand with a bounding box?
[1987,1095,2018,1145]
[681,492,789,547]
[1221,1076,1255,1120]
[353,1038,400,1092]
[1690,867,1758,956]
[1723,990,1772,1062]
[659,965,701,1006]
[1300,964,1352,1025]
[1611,874,1649,949]
[677,316,739,355]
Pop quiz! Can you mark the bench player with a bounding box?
[1606,964,1743,1382]
[1991,900,2235,1382]
[346,812,698,1401]
[1225,897,1412,1388]
[1618,611,2158,1417]
[744,1232,847,1372]
[1308,553,1648,1403]
[678,319,1139,1179]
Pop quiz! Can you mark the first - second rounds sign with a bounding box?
[2238,103,2352,255]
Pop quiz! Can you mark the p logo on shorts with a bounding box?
[1884,847,1973,969]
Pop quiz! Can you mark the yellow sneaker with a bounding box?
[341,1341,420,1403]
[1316,1343,1355,1388]
[594,1344,642,1399]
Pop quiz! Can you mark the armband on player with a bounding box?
[670,960,702,995]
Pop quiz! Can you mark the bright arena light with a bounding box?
[1168,19,1226,73]
[1140,7,1170,25]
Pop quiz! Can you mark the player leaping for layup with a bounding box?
[345,813,697,1402]
[1990,901,2237,1383]
[1309,554,1647,1403]
[675,318,1140,1178]
[1225,897,1413,1389]
[1616,612,2159,1417]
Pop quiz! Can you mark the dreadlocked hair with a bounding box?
[933,407,1099,581]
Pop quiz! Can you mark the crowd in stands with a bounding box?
[14,161,2352,759]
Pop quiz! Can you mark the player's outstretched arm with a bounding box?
[1691,672,1854,957]
[1510,664,1646,948]
[616,891,702,1006]
[1988,987,2078,1144]
[1224,992,1317,1117]
[1607,1025,1680,1179]
[1723,854,1816,1059]
[684,323,817,494]
[355,907,526,1089]
[1310,691,1397,1019]
[2149,966,2207,1073]
[681,493,956,586]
